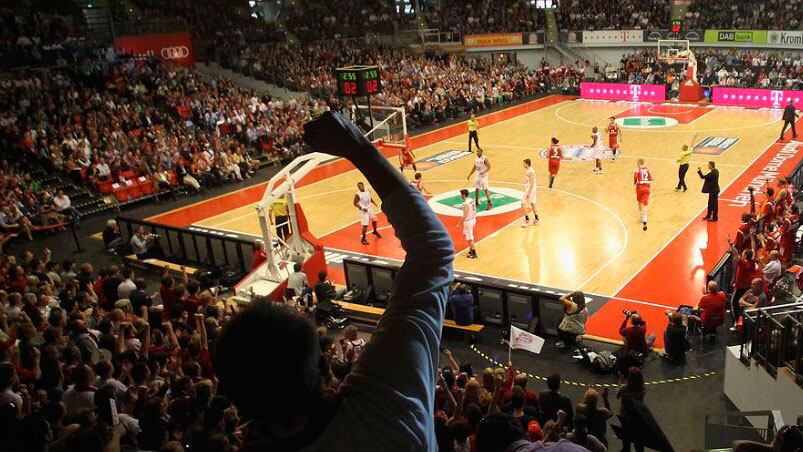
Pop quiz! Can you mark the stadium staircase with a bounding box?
[78,4,114,44]
[194,62,307,99]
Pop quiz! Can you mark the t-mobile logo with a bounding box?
[629,85,641,101]
[770,90,784,108]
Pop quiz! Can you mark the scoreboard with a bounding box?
[670,19,683,33]
[335,65,382,97]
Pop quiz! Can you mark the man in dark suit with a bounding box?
[781,99,798,140]
[698,161,720,221]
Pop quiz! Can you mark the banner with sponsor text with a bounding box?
[703,29,767,44]
[114,32,195,65]
[767,30,803,48]
[463,33,523,48]
[580,82,666,102]
[580,30,644,45]
[712,87,802,109]
[643,29,704,42]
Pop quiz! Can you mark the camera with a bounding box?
[623,309,638,317]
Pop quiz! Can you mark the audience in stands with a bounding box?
[422,0,544,36]
[557,0,670,30]
[685,0,801,30]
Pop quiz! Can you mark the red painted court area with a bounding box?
[586,124,803,347]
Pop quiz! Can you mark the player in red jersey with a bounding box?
[634,158,653,231]
[547,137,562,188]
[607,116,621,162]
[399,147,417,173]
[411,172,431,196]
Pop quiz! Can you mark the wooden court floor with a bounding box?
[192,98,783,294]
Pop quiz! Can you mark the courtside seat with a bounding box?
[123,179,142,199]
[338,300,485,335]
[112,183,129,203]
[139,176,155,195]
[123,254,198,276]
[97,180,114,194]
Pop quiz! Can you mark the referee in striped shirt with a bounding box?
[467,113,482,153]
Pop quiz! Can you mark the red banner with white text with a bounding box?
[114,32,195,66]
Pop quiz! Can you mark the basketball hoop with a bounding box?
[666,56,677,65]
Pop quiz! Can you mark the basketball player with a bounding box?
[590,126,604,174]
[353,182,381,245]
[521,159,539,226]
[634,158,653,231]
[466,148,492,210]
[467,113,482,153]
[606,116,621,162]
[399,146,417,173]
[547,137,562,188]
[412,172,431,195]
[460,189,478,258]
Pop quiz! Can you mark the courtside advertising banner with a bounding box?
[703,29,767,44]
[643,29,704,42]
[580,30,644,45]
[580,82,666,102]
[767,30,803,48]
[114,32,195,65]
[463,33,523,48]
[712,87,802,109]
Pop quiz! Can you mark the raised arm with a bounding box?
[304,112,454,446]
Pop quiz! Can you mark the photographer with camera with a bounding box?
[662,311,690,363]
[130,226,164,259]
[619,310,655,355]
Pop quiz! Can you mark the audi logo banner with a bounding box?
[114,32,195,66]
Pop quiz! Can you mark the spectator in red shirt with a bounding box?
[697,280,727,335]
[729,246,757,330]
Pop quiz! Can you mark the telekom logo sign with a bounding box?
[580,82,665,102]
[629,85,641,101]
[713,87,801,108]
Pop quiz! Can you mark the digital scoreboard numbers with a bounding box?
[670,19,683,33]
[335,66,382,97]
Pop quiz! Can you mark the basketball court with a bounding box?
[146,94,803,345]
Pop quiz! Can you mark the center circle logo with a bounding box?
[616,116,678,128]
[428,187,525,217]
[539,145,620,162]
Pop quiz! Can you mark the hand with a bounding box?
[557,410,566,421]
[698,167,702,172]
[443,348,452,357]
[303,111,368,158]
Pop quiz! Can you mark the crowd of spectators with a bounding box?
[0,55,326,198]
[0,8,95,71]
[684,0,802,30]
[217,39,584,129]
[556,0,670,31]
[421,0,545,36]
[588,49,803,92]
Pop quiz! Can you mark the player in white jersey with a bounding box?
[466,148,492,210]
[521,159,539,226]
[411,172,431,196]
[460,189,478,258]
[590,126,604,174]
[353,182,381,245]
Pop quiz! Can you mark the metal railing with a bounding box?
[740,303,803,380]
[116,216,257,276]
[704,410,785,449]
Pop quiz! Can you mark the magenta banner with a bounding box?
[712,87,802,109]
[580,82,666,102]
